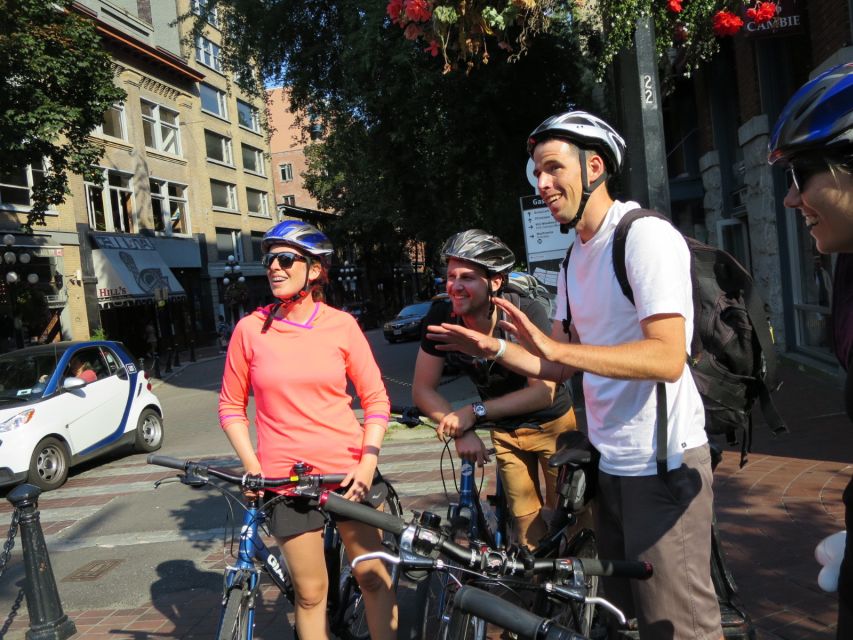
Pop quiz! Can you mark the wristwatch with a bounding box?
[471,402,487,423]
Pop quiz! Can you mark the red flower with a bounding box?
[403,22,424,40]
[712,10,744,37]
[746,2,777,24]
[386,0,403,22]
[424,40,440,57]
[667,0,683,13]
[404,0,432,23]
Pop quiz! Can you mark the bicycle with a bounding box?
[390,406,603,639]
[146,454,402,640]
[304,487,651,640]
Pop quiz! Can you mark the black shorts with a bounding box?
[266,479,389,539]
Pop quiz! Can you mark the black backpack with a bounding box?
[561,208,788,473]
[504,271,553,318]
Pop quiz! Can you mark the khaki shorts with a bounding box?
[596,443,722,640]
[491,408,577,518]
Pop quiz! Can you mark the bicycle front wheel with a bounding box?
[217,582,252,640]
[557,528,601,638]
[335,480,403,640]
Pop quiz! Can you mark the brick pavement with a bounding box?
[0,357,849,639]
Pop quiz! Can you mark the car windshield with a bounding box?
[0,350,62,404]
[396,302,432,319]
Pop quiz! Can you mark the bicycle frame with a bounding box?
[453,457,508,548]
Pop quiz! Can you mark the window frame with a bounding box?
[85,168,136,233]
[205,129,234,166]
[281,194,296,207]
[0,160,48,213]
[279,163,293,182]
[150,178,191,236]
[210,179,238,212]
[93,103,127,141]
[236,99,260,133]
[200,83,228,121]
[216,227,244,262]
[141,99,182,156]
[195,36,223,73]
[241,143,265,176]
[191,0,220,27]
[246,188,269,218]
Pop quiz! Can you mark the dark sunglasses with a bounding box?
[261,251,307,270]
[785,158,827,192]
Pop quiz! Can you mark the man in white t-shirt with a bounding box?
[426,110,722,640]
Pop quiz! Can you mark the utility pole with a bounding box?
[616,16,671,216]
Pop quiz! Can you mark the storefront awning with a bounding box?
[91,234,186,309]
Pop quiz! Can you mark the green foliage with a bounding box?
[0,0,126,228]
[203,0,597,269]
[90,327,108,341]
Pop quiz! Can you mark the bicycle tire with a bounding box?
[444,602,487,640]
[334,480,403,640]
[216,582,252,640]
[554,528,602,638]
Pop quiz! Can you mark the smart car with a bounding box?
[0,341,164,491]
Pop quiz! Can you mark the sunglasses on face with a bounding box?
[785,159,827,192]
[261,251,307,270]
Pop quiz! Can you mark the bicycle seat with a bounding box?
[548,430,595,468]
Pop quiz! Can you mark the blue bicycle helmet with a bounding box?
[261,220,334,258]
[768,62,853,164]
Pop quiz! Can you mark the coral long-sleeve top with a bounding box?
[218,302,390,481]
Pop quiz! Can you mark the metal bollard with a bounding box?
[7,484,76,640]
[189,339,196,362]
[164,347,173,374]
[153,352,162,379]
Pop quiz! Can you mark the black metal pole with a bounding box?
[7,484,76,640]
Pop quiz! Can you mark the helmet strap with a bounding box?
[261,303,281,333]
[272,259,315,307]
[559,149,609,233]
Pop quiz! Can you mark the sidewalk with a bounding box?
[1,356,848,639]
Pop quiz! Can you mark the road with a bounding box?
[0,329,480,636]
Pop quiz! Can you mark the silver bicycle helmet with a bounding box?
[441,229,515,275]
[526,110,626,232]
[527,110,626,174]
[262,220,334,257]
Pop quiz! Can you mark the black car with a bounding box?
[382,301,434,343]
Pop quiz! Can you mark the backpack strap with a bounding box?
[611,208,672,305]
[561,245,573,335]
[654,382,668,476]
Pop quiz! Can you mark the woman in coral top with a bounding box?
[218,220,396,639]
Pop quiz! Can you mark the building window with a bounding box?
[279,163,293,182]
[281,194,295,206]
[150,179,190,235]
[236,100,260,133]
[246,189,269,217]
[86,170,134,233]
[0,160,46,211]
[200,84,228,120]
[210,179,237,211]
[195,36,222,73]
[94,103,126,140]
[216,227,243,261]
[191,0,219,27]
[205,130,233,165]
[141,100,182,155]
[251,231,265,260]
[241,144,265,175]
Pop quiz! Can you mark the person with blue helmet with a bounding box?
[769,62,853,639]
[218,220,398,639]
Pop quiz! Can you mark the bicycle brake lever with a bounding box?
[181,472,209,487]
[351,551,402,567]
[585,596,627,626]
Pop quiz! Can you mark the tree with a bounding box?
[200,0,596,269]
[0,0,125,229]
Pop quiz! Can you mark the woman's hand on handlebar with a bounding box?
[454,431,491,467]
[342,456,376,502]
[436,407,476,439]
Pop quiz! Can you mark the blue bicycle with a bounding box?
[391,406,601,639]
[147,454,402,640]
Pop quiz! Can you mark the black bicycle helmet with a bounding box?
[441,229,515,275]
[527,110,626,232]
[768,62,853,165]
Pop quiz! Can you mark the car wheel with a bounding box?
[28,437,69,491]
[134,408,164,453]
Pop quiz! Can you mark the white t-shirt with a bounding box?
[555,200,707,476]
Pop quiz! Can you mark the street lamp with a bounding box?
[221,254,246,322]
[1,234,39,349]
[337,263,358,302]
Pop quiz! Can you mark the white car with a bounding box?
[0,341,164,491]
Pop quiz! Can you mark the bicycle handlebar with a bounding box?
[389,405,542,433]
[146,454,348,490]
[453,586,587,640]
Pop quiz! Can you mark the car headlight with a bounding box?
[0,409,35,433]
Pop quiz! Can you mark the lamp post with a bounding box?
[1,234,39,349]
[337,263,358,303]
[222,254,245,324]
[393,265,410,307]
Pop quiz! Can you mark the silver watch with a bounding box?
[471,402,487,422]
